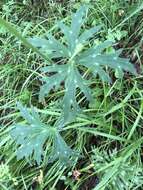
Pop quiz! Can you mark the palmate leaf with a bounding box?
[10,103,77,165]
[41,63,92,123]
[28,5,136,124]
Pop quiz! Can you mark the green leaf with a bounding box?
[0,17,51,62]
[40,67,65,98]
[40,63,68,73]
[57,21,71,48]
[40,63,92,123]
[70,5,88,52]
[78,25,102,44]
[92,140,143,190]
[46,34,69,57]
[49,131,77,164]
[28,5,136,124]
[77,40,113,59]
[29,34,69,58]
[63,65,79,123]
[28,37,50,48]
[10,103,77,165]
[79,52,136,77]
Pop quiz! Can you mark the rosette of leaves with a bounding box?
[29,5,136,124]
[91,148,143,190]
[10,103,77,165]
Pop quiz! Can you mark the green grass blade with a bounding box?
[77,127,125,141]
[0,17,51,62]
[105,84,136,116]
[112,3,143,31]
[127,101,143,140]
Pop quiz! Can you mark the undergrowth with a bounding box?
[0,0,143,190]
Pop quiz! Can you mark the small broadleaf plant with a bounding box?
[29,5,136,123]
[10,102,77,165]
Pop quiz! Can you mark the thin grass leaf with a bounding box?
[0,17,51,62]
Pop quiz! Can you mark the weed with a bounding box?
[29,5,136,124]
[0,1,143,190]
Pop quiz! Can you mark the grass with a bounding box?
[0,0,143,189]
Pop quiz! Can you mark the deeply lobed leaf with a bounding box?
[28,5,136,124]
[10,103,77,165]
